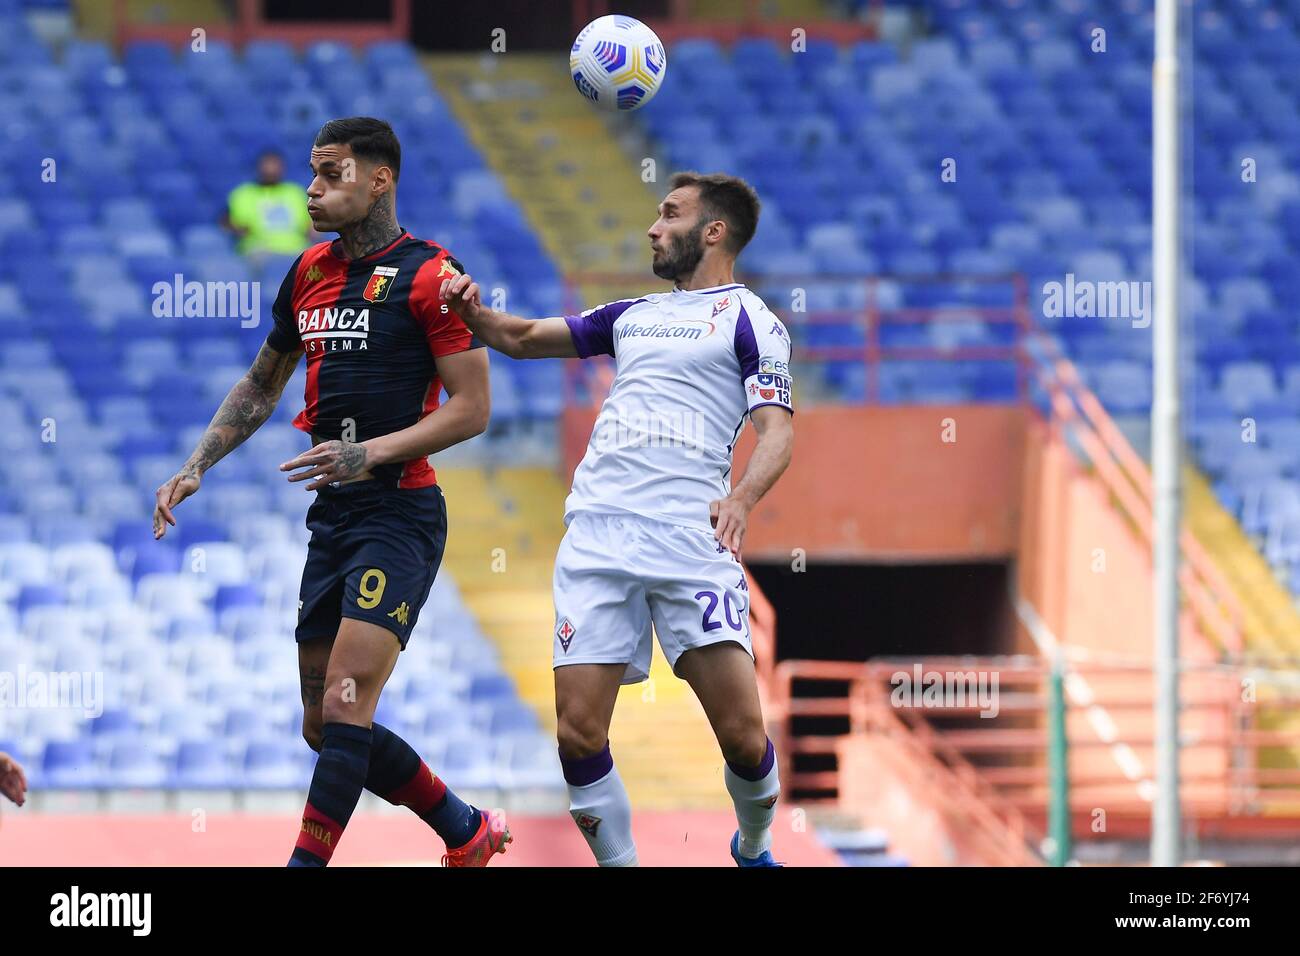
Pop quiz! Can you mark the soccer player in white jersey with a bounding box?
[440,172,793,867]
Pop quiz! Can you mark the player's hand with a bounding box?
[0,752,28,807]
[439,272,483,321]
[153,469,201,540]
[710,496,749,558]
[280,440,369,491]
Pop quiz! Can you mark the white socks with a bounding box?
[561,742,639,867]
[725,737,780,859]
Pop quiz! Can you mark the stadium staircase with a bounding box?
[436,466,731,810]
[1186,472,1300,661]
[423,52,657,283]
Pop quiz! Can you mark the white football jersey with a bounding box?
[562,283,793,531]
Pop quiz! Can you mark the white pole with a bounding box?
[1151,0,1183,868]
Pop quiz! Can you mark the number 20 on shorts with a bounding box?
[694,589,746,633]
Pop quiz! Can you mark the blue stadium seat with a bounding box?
[173,739,236,788]
[43,739,99,788]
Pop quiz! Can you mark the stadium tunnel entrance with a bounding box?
[747,559,1017,662]
[748,559,1018,802]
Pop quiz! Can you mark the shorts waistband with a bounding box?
[316,477,397,497]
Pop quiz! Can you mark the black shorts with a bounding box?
[295,479,448,649]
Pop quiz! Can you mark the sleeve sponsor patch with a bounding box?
[744,369,792,409]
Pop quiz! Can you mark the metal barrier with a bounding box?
[767,654,1300,847]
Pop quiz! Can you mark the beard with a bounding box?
[651,220,706,281]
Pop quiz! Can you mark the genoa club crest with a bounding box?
[363,266,398,302]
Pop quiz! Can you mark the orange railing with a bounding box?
[560,271,1033,406]
[767,657,1041,865]
[112,0,412,50]
[766,655,1300,841]
[570,0,881,43]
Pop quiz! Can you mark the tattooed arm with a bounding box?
[153,340,301,539]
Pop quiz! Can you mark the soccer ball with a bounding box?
[570,14,667,111]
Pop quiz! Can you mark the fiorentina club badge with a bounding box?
[556,617,577,652]
[363,265,398,302]
[711,294,731,317]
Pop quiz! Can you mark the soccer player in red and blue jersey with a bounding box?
[153,117,508,866]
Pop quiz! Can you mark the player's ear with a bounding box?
[706,218,727,247]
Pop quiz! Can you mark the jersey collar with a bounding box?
[673,282,745,294]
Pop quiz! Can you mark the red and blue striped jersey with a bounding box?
[266,230,482,489]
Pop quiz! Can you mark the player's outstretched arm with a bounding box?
[153,340,301,539]
[439,271,578,359]
[710,405,795,557]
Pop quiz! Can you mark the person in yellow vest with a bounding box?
[223,149,315,257]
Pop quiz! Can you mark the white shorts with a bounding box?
[552,511,755,684]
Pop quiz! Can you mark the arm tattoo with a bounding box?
[182,343,300,478]
[337,192,403,260]
[300,665,326,708]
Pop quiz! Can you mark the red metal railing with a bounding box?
[570,0,880,43]
[767,654,1300,842]
[112,0,412,51]
[560,271,1033,407]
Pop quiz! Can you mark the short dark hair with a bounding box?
[668,171,761,254]
[314,116,401,182]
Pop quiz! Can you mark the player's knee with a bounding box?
[718,719,767,769]
[320,673,380,726]
[320,695,358,728]
[555,715,607,760]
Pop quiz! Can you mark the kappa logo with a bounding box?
[305,264,324,282]
[363,265,398,302]
[557,617,577,652]
[769,321,787,339]
[437,258,460,278]
[387,601,410,627]
[573,812,602,838]
[711,294,731,317]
